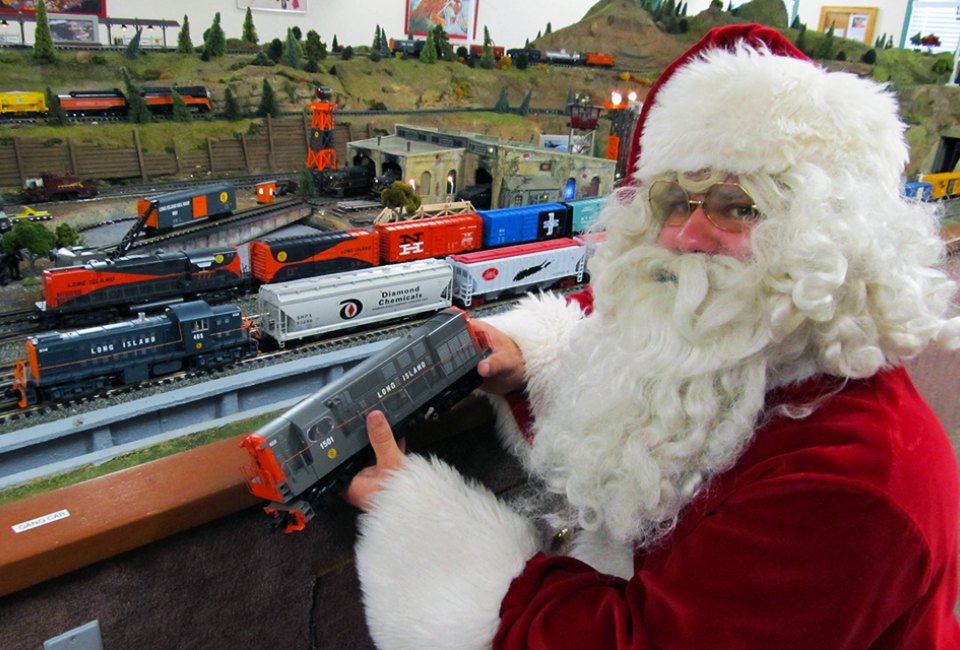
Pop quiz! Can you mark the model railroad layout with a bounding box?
[0,181,607,417]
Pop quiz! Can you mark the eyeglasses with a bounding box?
[648,181,761,233]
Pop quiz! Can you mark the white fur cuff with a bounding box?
[481,292,586,452]
[356,455,539,650]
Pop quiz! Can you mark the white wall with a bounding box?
[103,0,594,50]
[0,0,914,52]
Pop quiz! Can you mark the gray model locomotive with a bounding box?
[241,307,490,532]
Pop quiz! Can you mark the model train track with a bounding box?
[0,296,520,426]
[0,311,38,345]
[99,195,309,256]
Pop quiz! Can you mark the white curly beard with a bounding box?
[527,243,777,548]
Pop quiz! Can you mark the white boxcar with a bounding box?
[447,238,586,307]
[258,258,453,345]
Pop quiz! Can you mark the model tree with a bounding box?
[223,87,242,120]
[517,89,533,115]
[119,68,151,124]
[203,12,227,58]
[171,90,192,122]
[479,26,495,69]
[419,30,438,63]
[3,221,55,270]
[432,24,455,60]
[45,87,68,126]
[305,30,327,60]
[257,79,280,118]
[285,28,301,68]
[332,35,340,52]
[379,27,391,58]
[54,223,82,249]
[33,0,57,63]
[371,24,383,61]
[242,7,258,44]
[124,27,143,60]
[381,181,422,216]
[177,15,194,54]
[494,87,509,112]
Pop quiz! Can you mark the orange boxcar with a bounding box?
[375,214,483,263]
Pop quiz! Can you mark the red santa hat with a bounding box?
[626,24,908,189]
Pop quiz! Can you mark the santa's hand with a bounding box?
[472,320,526,396]
[345,411,407,512]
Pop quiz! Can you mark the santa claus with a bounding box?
[345,24,960,649]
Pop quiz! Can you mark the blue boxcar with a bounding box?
[478,203,572,247]
[566,196,608,233]
[903,181,934,202]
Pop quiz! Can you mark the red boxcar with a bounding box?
[249,229,380,284]
[375,214,483,263]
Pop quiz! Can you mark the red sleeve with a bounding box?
[495,476,932,649]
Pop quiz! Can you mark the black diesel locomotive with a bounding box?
[12,301,257,407]
[39,248,246,324]
[242,307,490,532]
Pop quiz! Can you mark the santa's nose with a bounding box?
[671,205,722,254]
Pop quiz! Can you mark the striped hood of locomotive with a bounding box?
[40,249,241,311]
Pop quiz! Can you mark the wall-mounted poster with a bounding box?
[236,0,306,13]
[0,1,106,18]
[405,0,476,41]
[818,6,878,44]
[48,13,98,43]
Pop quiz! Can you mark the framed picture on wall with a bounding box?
[0,1,105,18]
[48,13,98,42]
[405,0,477,41]
[236,0,307,13]
[818,6,878,44]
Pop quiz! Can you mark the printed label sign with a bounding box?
[11,509,71,534]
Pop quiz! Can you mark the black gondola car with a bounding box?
[242,307,490,532]
[12,301,257,407]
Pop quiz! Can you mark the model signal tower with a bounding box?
[306,86,337,172]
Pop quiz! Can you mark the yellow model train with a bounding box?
[0,90,48,116]
[920,172,960,200]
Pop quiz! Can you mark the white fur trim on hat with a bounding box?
[635,46,908,190]
[356,455,539,650]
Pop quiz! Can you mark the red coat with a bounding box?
[496,289,960,649]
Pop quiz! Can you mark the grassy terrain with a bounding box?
[0,410,279,506]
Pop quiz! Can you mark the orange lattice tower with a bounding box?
[306,86,337,172]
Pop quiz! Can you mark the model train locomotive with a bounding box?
[38,247,245,324]
[241,307,490,532]
[0,87,213,118]
[11,301,257,407]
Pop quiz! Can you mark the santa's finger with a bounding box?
[366,410,405,468]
